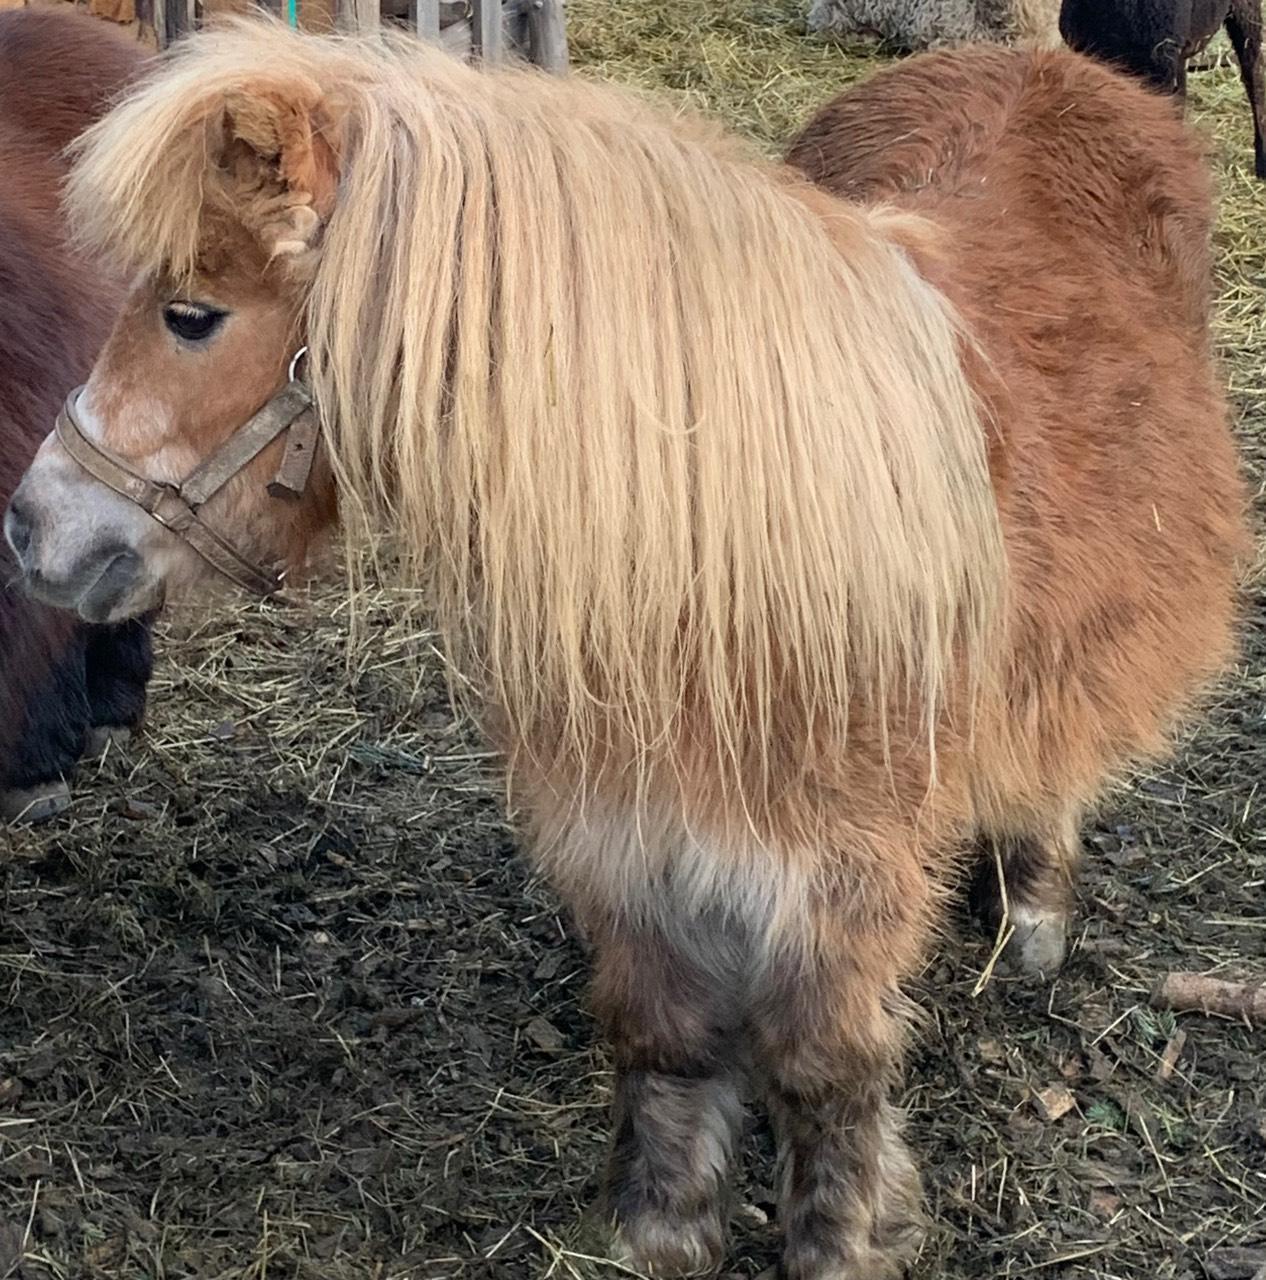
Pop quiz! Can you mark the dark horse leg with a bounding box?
[83,615,154,756]
[0,590,89,822]
[970,804,1082,979]
[591,900,749,1276]
[1225,0,1266,178]
[0,604,153,822]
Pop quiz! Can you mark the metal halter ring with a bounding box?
[52,345,321,597]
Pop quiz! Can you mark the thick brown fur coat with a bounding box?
[0,8,152,814]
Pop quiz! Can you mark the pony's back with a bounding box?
[0,8,144,160]
[790,44,1248,827]
[788,44,1213,325]
[0,6,141,501]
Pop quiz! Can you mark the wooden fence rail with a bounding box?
[145,0,568,71]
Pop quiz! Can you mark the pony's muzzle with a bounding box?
[5,484,147,623]
[4,496,33,564]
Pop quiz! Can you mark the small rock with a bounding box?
[524,1016,566,1054]
[1088,1190,1122,1220]
[1206,1247,1266,1280]
[1087,1045,1116,1081]
[977,1038,1005,1065]
[1031,1084,1076,1122]
[18,1048,58,1083]
[1060,1055,1084,1082]
[38,1207,68,1237]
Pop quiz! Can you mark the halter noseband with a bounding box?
[54,349,319,597]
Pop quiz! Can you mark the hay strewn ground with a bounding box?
[2,3,1265,1277]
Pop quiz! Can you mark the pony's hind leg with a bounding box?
[970,806,1081,979]
[590,903,748,1277]
[752,892,928,1278]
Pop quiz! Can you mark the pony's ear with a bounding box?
[216,82,341,261]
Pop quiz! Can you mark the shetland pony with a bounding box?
[0,8,152,821]
[5,23,1248,1276]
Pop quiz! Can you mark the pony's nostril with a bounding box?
[4,500,32,562]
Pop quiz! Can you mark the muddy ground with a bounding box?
[2,3,1265,1277]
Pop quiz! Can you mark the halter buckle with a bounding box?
[54,345,319,599]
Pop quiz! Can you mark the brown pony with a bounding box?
[0,7,152,820]
[5,23,1249,1277]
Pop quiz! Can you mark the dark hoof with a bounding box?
[2,779,72,824]
[85,724,134,759]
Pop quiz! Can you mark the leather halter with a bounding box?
[54,350,319,597]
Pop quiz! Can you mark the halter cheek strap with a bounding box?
[53,360,319,597]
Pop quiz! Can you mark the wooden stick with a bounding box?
[1153,1028,1187,1082]
[471,0,503,63]
[149,0,193,49]
[526,0,568,73]
[410,0,440,40]
[1151,973,1266,1024]
[504,0,531,59]
[335,0,378,35]
[167,0,194,42]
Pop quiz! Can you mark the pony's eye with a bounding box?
[163,303,226,343]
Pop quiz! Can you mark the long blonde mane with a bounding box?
[67,21,1005,796]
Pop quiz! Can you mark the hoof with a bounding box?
[2,779,72,824]
[1004,903,1067,979]
[613,1209,727,1278]
[85,724,134,759]
[780,1223,924,1280]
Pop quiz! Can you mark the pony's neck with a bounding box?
[309,55,1003,787]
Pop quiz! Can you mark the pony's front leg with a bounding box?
[83,614,154,756]
[752,905,927,1280]
[589,906,747,1277]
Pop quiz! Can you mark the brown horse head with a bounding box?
[6,36,345,623]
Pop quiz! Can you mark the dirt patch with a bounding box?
[2,3,1265,1278]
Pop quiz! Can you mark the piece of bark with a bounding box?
[1154,1028,1188,1082]
[1032,1084,1076,1122]
[1151,973,1266,1024]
